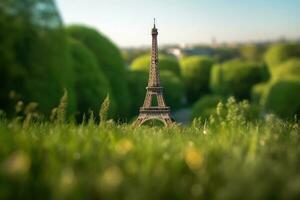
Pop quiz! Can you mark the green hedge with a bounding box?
[0,9,24,113]
[68,38,114,118]
[252,59,300,107]
[192,96,261,122]
[262,78,300,118]
[160,71,184,110]
[210,59,269,100]
[180,56,214,103]
[251,82,270,104]
[127,71,148,117]
[240,44,264,61]
[66,25,130,118]
[191,95,223,120]
[264,43,300,69]
[272,59,300,79]
[131,54,181,77]
[0,0,77,115]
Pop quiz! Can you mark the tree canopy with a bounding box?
[240,44,265,61]
[131,54,181,77]
[272,59,300,79]
[210,59,269,100]
[264,43,300,69]
[262,78,300,118]
[180,56,214,103]
[0,0,77,115]
[191,95,223,119]
[68,38,113,118]
[66,25,130,118]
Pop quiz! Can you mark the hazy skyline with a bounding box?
[56,0,300,47]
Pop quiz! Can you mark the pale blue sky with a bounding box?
[56,0,300,47]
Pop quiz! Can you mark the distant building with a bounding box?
[167,46,214,58]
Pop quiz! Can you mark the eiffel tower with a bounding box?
[134,20,175,126]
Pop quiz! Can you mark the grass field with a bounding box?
[0,101,300,200]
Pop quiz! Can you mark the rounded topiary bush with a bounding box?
[0,0,77,115]
[127,71,148,117]
[262,78,300,118]
[213,47,239,62]
[240,44,264,61]
[272,59,300,79]
[68,38,114,118]
[264,43,300,69]
[251,82,270,104]
[160,71,184,110]
[210,59,269,100]
[191,95,223,120]
[0,10,25,113]
[66,25,130,118]
[127,71,184,118]
[180,56,214,103]
[131,54,181,77]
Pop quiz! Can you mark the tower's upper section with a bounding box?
[152,18,158,35]
[148,18,160,87]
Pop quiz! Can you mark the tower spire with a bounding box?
[153,18,156,28]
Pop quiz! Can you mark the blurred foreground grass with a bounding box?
[0,113,300,200]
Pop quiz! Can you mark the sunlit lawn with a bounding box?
[0,113,299,200]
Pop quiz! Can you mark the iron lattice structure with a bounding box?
[134,21,175,126]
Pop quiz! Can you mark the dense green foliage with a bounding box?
[180,56,214,103]
[66,25,130,118]
[252,58,300,117]
[131,54,181,77]
[122,49,150,65]
[68,39,113,117]
[210,59,269,99]
[0,103,299,199]
[192,96,261,122]
[272,59,300,79]
[191,95,223,119]
[160,71,184,110]
[240,44,264,61]
[262,78,300,118]
[251,82,269,103]
[264,43,300,68]
[0,0,77,115]
[0,8,23,112]
[127,71,148,117]
[213,47,239,62]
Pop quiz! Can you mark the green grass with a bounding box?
[0,114,299,200]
